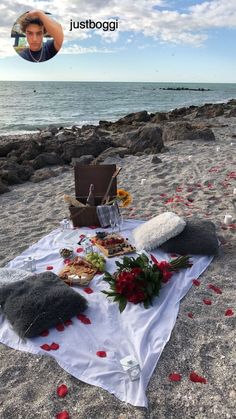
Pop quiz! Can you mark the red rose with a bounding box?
[127,290,145,304]
[116,271,135,290]
[161,270,173,283]
[131,267,142,277]
[124,283,136,295]
[117,271,132,282]
[158,261,171,271]
[116,280,135,295]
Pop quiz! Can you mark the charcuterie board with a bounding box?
[59,256,97,286]
[93,232,135,258]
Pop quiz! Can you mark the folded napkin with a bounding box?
[96,204,120,228]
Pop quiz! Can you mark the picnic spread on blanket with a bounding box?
[0,164,219,407]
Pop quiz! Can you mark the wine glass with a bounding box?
[109,216,117,233]
[116,214,124,232]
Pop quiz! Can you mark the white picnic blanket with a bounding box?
[0,220,213,407]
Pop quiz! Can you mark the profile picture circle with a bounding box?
[11,10,64,63]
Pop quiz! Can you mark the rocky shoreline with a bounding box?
[159,87,211,91]
[1,100,236,195]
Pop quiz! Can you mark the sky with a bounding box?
[0,0,236,82]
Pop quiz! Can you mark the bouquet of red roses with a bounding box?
[102,253,192,312]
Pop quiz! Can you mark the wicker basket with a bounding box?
[69,164,117,227]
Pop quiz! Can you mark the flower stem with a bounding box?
[169,255,191,271]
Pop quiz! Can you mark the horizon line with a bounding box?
[0,80,236,84]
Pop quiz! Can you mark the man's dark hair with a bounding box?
[19,15,46,34]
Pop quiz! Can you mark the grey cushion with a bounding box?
[0,271,87,338]
[160,219,219,255]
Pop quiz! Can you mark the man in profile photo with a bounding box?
[18,10,63,62]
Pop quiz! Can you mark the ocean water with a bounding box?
[0,81,236,135]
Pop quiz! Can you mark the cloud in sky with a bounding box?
[61,44,113,54]
[1,0,236,57]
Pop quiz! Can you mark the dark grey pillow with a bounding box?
[0,271,87,338]
[160,219,219,255]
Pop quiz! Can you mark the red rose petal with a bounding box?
[225,309,234,316]
[77,314,91,324]
[64,319,73,327]
[165,198,174,204]
[76,247,84,253]
[192,279,201,286]
[88,225,98,229]
[203,298,212,305]
[40,344,51,351]
[84,287,94,294]
[82,317,91,324]
[56,411,70,419]
[64,258,71,265]
[57,384,68,398]
[208,284,222,294]
[77,313,86,320]
[189,372,207,384]
[50,342,60,350]
[46,266,54,270]
[188,312,194,319]
[79,234,86,239]
[56,323,65,332]
[169,373,182,382]
[96,351,107,358]
[40,329,49,337]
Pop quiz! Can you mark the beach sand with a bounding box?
[0,116,235,418]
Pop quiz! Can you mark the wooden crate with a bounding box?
[69,164,117,227]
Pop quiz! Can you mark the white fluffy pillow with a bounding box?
[133,212,186,251]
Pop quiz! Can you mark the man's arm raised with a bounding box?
[27,10,63,51]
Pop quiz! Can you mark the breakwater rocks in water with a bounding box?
[0,100,235,194]
[159,87,211,91]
